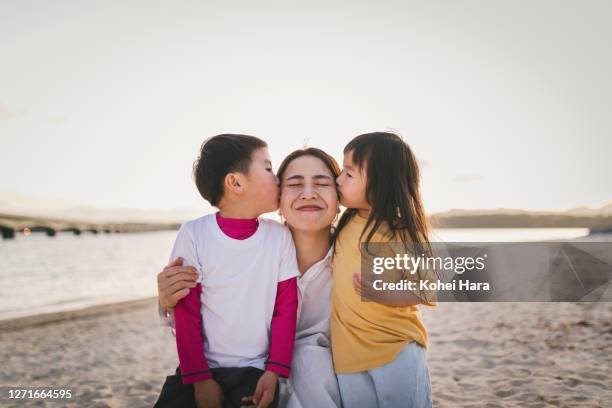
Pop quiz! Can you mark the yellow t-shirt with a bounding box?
[331,214,432,373]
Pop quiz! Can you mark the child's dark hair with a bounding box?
[333,132,432,256]
[193,134,267,206]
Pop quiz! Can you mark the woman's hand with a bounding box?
[157,257,198,311]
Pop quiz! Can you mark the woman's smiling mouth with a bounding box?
[296,205,323,211]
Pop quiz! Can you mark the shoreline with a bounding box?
[0,297,158,332]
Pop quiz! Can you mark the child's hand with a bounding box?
[194,378,223,408]
[240,371,278,408]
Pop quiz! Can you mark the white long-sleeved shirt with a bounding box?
[170,215,299,372]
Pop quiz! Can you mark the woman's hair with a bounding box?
[193,134,267,206]
[276,147,341,189]
[333,132,432,256]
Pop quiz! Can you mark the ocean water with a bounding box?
[0,228,591,321]
[0,231,176,321]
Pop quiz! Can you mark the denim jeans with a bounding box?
[337,341,432,408]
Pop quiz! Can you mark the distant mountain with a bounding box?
[564,202,612,216]
[431,202,612,218]
[429,202,612,229]
[0,192,209,224]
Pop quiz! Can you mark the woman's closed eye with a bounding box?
[286,182,331,188]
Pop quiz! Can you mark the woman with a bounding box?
[157,148,342,408]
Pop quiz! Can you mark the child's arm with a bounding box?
[168,223,214,383]
[175,283,223,407]
[175,282,212,382]
[265,277,298,377]
[265,228,300,377]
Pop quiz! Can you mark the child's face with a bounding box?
[336,150,370,211]
[242,147,280,214]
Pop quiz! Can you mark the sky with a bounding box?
[1,0,611,215]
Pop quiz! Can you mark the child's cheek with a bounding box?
[270,180,280,201]
[338,193,349,208]
[337,185,346,202]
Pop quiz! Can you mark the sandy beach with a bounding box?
[422,303,611,407]
[0,300,610,407]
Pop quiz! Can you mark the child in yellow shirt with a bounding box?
[331,132,435,408]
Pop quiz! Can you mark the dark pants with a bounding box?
[154,366,279,408]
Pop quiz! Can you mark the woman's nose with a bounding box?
[300,185,317,199]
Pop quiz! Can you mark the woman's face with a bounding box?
[279,155,339,232]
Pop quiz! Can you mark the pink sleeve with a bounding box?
[265,277,298,378]
[174,283,212,384]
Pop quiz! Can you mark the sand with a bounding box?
[421,303,611,408]
[1,300,611,407]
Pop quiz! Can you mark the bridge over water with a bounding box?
[0,213,179,239]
